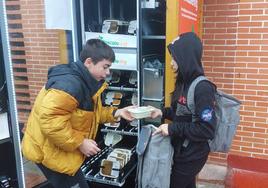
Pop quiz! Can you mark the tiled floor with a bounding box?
[23,159,47,188]
[197,182,225,188]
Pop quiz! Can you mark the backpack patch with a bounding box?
[187,76,241,153]
[201,108,213,122]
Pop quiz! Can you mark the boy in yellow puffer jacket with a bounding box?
[22,39,134,188]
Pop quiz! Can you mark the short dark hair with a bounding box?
[79,39,115,64]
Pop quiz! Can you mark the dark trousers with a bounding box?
[170,156,208,188]
[170,172,196,188]
[37,163,89,188]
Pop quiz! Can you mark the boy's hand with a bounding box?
[114,106,136,121]
[79,139,100,157]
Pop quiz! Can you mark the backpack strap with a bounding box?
[182,76,208,148]
[187,76,208,115]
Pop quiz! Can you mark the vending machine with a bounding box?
[75,0,166,187]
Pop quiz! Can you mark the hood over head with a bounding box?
[167,32,204,85]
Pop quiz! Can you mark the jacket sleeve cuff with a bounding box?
[161,107,167,118]
[168,124,174,136]
[112,109,117,117]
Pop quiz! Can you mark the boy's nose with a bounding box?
[106,69,110,76]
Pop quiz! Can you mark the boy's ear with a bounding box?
[84,58,93,66]
[84,58,95,70]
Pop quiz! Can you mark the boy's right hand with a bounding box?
[79,139,101,157]
[115,105,136,121]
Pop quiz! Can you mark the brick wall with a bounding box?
[5,0,61,127]
[20,0,60,105]
[203,0,268,164]
[5,0,31,124]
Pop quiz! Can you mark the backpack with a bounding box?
[187,76,241,152]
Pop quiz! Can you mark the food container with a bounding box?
[105,92,122,106]
[100,159,120,178]
[102,20,129,34]
[104,122,120,128]
[113,148,131,162]
[112,99,121,106]
[127,106,154,119]
[129,71,137,85]
[106,91,122,99]
[128,20,137,35]
[104,132,122,146]
[131,93,138,105]
[114,92,123,99]
[107,155,125,169]
[105,98,113,105]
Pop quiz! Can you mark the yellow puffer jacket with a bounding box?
[22,80,117,176]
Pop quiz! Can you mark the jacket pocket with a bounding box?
[42,140,84,176]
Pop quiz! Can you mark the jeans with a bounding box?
[37,163,89,188]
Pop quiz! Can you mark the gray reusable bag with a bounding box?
[136,125,173,188]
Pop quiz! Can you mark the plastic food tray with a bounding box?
[127,106,154,119]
